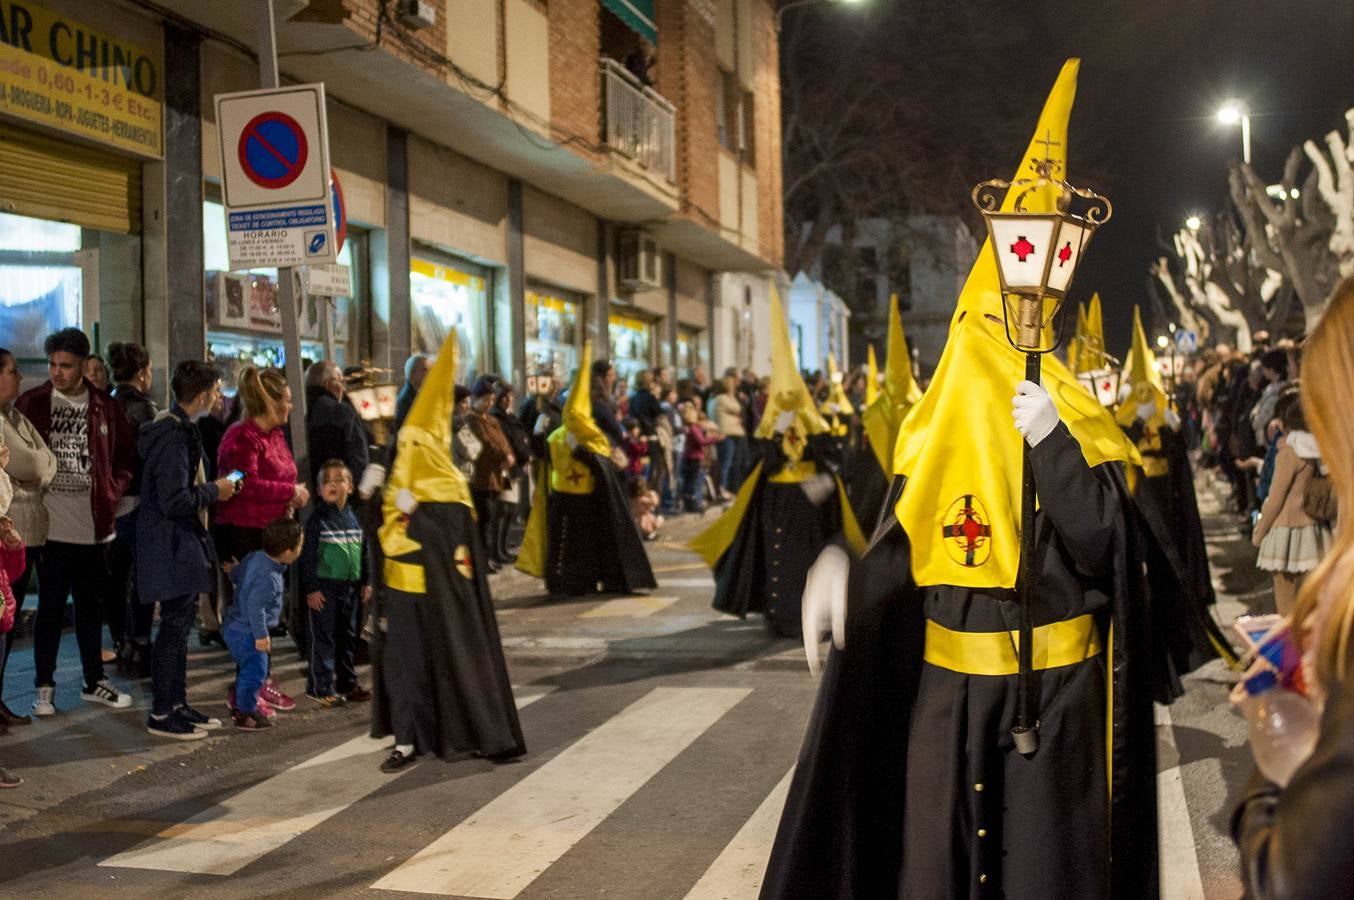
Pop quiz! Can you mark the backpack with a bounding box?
[1303,461,1338,524]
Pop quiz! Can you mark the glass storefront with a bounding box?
[676,325,705,379]
[410,254,488,379]
[525,285,580,380]
[608,311,654,390]
[0,212,83,378]
[203,200,362,391]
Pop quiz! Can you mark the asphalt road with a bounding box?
[0,480,1263,899]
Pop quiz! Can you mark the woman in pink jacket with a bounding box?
[214,366,309,713]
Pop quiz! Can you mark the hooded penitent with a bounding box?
[373,329,525,761]
[866,344,880,406]
[692,286,864,636]
[761,60,1165,900]
[889,77,1139,590]
[820,353,855,437]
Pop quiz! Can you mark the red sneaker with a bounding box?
[258,678,295,712]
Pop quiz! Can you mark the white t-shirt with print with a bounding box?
[45,389,99,545]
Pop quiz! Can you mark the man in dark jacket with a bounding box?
[136,361,239,740]
[16,327,137,716]
[305,360,370,491]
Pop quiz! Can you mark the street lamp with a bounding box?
[1185,215,1202,231]
[971,151,1111,755]
[776,0,864,32]
[1217,101,1252,165]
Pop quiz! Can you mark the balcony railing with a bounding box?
[600,58,676,183]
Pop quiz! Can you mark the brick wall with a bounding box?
[547,0,601,157]
[297,0,450,83]
[750,0,782,267]
[656,1,721,234]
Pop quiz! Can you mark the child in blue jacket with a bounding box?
[299,460,373,707]
[223,517,303,730]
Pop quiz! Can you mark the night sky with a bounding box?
[788,0,1354,351]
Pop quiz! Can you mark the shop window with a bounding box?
[410,254,488,380]
[526,286,581,381]
[0,211,83,374]
[203,200,363,392]
[676,325,705,379]
[608,313,654,392]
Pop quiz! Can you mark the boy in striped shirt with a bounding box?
[300,460,373,707]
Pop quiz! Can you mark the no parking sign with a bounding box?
[215,84,337,269]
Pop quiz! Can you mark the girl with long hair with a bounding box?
[1234,276,1354,896]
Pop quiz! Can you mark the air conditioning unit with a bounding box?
[396,0,436,30]
[618,230,663,291]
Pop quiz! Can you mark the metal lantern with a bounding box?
[971,145,1113,352]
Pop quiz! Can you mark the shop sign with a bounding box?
[0,0,163,157]
[299,263,351,298]
[214,83,336,270]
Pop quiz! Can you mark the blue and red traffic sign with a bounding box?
[238,112,310,190]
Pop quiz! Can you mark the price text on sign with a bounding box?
[0,0,163,157]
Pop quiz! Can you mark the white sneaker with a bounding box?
[32,686,55,717]
[81,679,133,709]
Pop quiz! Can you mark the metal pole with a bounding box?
[1241,114,1252,166]
[1013,349,1040,756]
[256,0,310,489]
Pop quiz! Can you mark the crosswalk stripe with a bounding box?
[1155,703,1206,900]
[372,686,752,898]
[98,688,553,876]
[579,596,679,619]
[659,577,714,588]
[683,767,793,900]
[652,562,708,573]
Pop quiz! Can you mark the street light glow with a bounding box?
[1217,104,1243,125]
[1185,215,1202,231]
[1156,335,1170,350]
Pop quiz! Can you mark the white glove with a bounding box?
[565,431,578,450]
[1136,401,1156,423]
[800,473,835,506]
[825,402,840,415]
[358,463,386,499]
[1163,408,1181,431]
[395,488,418,515]
[1011,380,1059,448]
[802,545,849,677]
[774,410,796,433]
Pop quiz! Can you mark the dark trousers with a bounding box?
[34,541,108,689]
[150,594,196,716]
[0,547,37,694]
[306,581,359,697]
[108,519,154,646]
[472,490,496,559]
[681,458,704,508]
[384,593,436,752]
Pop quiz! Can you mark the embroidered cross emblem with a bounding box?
[1010,236,1036,262]
[784,426,801,447]
[565,466,586,486]
[453,544,473,579]
[942,494,992,567]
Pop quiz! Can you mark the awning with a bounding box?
[602,0,657,45]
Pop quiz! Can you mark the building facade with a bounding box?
[0,0,783,397]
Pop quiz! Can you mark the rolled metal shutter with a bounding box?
[0,126,141,234]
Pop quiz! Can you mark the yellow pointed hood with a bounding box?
[890,59,1139,590]
[1068,302,1087,373]
[866,344,880,406]
[1115,305,1168,426]
[1076,292,1107,375]
[755,285,828,460]
[380,328,474,584]
[548,340,610,494]
[862,293,923,473]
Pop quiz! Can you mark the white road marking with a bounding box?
[683,767,794,900]
[372,686,751,898]
[660,577,716,588]
[579,596,679,619]
[1156,703,1206,900]
[99,688,552,876]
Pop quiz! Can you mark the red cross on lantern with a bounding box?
[1009,236,1036,262]
[1057,241,1073,267]
[941,495,992,567]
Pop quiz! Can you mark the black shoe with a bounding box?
[147,713,207,741]
[381,749,418,773]
[198,629,226,649]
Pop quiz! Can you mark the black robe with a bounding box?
[371,501,525,761]
[846,447,891,538]
[761,426,1161,899]
[545,448,657,596]
[1126,421,1237,700]
[711,434,844,639]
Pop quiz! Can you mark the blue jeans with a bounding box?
[224,623,269,714]
[681,458,705,509]
[150,594,196,717]
[306,581,359,697]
